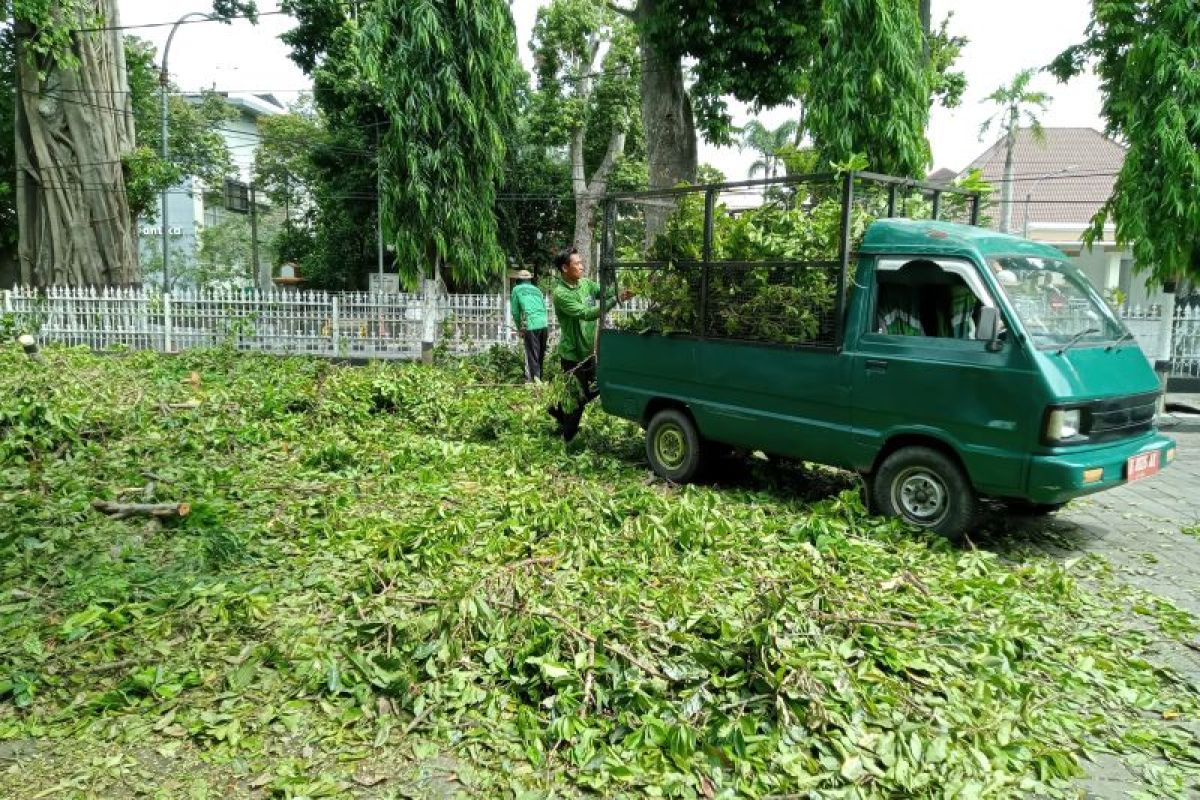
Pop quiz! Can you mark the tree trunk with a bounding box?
[635,0,696,246]
[999,108,1018,233]
[566,30,624,274]
[571,125,625,272]
[14,0,140,287]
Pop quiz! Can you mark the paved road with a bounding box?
[989,426,1200,798]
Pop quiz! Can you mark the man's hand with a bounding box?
[618,289,635,302]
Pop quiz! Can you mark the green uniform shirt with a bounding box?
[510,283,548,331]
[552,276,614,362]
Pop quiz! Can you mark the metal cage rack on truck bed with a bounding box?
[597,171,982,351]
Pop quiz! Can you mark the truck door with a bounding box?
[850,257,1034,496]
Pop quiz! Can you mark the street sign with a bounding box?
[369,273,400,294]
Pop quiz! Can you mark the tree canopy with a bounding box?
[634,0,959,176]
[278,0,386,291]
[360,0,523,287]
[530,0,642,267]
[1051,0,1200,283]
[979,68,1052,234]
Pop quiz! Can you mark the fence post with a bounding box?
[331,294,340,355]
[164,292,173,353]
[1155,285,1176,406]
[2,289,11,315]
[421,274,440,364]
[501,271,510,346]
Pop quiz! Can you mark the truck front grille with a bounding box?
[1088,392,1158,443]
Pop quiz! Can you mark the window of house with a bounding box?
[224,180,250,214]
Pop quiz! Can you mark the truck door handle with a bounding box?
[865,359,889,372]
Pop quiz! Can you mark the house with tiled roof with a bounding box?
[957,127,1166,309]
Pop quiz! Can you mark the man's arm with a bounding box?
[511,290,524,328]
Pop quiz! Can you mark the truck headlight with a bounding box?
[1045,407,1086,443]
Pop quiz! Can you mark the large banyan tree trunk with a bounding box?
[15,0,139,287]
[635,0,696,245]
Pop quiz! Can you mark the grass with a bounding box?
[0,345,1198,799]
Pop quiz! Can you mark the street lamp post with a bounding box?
[159,12,217,292]
[1022,164,1079,239]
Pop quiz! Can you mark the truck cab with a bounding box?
[596,174,1175,538]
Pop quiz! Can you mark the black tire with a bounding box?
[1006,500,1067,517]
[871,446,976,539]
[646,409,704,483]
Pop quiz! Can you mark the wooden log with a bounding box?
[18,334,42,363]
[91,499,190,520]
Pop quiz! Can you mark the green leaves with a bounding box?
[1051,0,1200,283]
[0,346,1198,796]
[361,0,523,286]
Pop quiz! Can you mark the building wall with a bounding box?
[1025,222,1167,311]
[137,177,204,283]
[135,99,278,289]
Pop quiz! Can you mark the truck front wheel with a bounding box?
[872,447,976,539]
[646,409,703,483]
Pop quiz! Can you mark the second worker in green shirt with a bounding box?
[510,269,548,382]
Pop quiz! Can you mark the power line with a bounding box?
[70,10,288,35]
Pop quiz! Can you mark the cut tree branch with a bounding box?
[91,499,191,520]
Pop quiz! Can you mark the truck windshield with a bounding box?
[987,256,1126,349]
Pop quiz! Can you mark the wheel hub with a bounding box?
[655,426,686,469]
[895,470,947,523]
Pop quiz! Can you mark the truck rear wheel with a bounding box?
[646,409,703,483]
[872,446,976,539]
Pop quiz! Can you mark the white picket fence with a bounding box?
[1119,305,1200,378]
[1,286,648,361]
[4,287,1198,375]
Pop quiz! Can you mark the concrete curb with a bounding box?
[1158,416,1200,434]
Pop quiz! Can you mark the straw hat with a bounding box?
[512,269,534,280]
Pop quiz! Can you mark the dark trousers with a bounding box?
[521,328,548,382]
[551,356,598,439]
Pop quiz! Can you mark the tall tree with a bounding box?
[530,0,640,270]
[11,0,139,286]
[628,0,696,239]
[279,0,385,291]
[978,68,1052,234]
[1051,0,1200,284]
[0,28,17,286]
[622,0,958,237]
[494,76,573,278]
[360,0,523,287]
[741,120,799,183]
[7,0,255,287]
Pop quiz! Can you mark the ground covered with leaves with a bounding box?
[1,346,1198,799]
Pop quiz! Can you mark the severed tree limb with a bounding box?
[491,599,668,680]
[18,335,43,363]
[91,499,190,520]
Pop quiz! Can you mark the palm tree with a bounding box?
[979,68,1052,233]
[742,120,799,191]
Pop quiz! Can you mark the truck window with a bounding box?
[874,258,993,339]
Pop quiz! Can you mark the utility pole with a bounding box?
[376,127,385,281]
[160,11,217,291]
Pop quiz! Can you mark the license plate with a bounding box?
[1126,451,1161,482]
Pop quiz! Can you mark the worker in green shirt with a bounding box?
[510,269,549,382]
[547,247,633,441]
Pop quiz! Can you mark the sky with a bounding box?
[118,0,1106,178]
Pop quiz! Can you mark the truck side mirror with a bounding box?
[976,306,1002,351]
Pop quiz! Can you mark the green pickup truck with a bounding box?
[595,172,1175,538]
